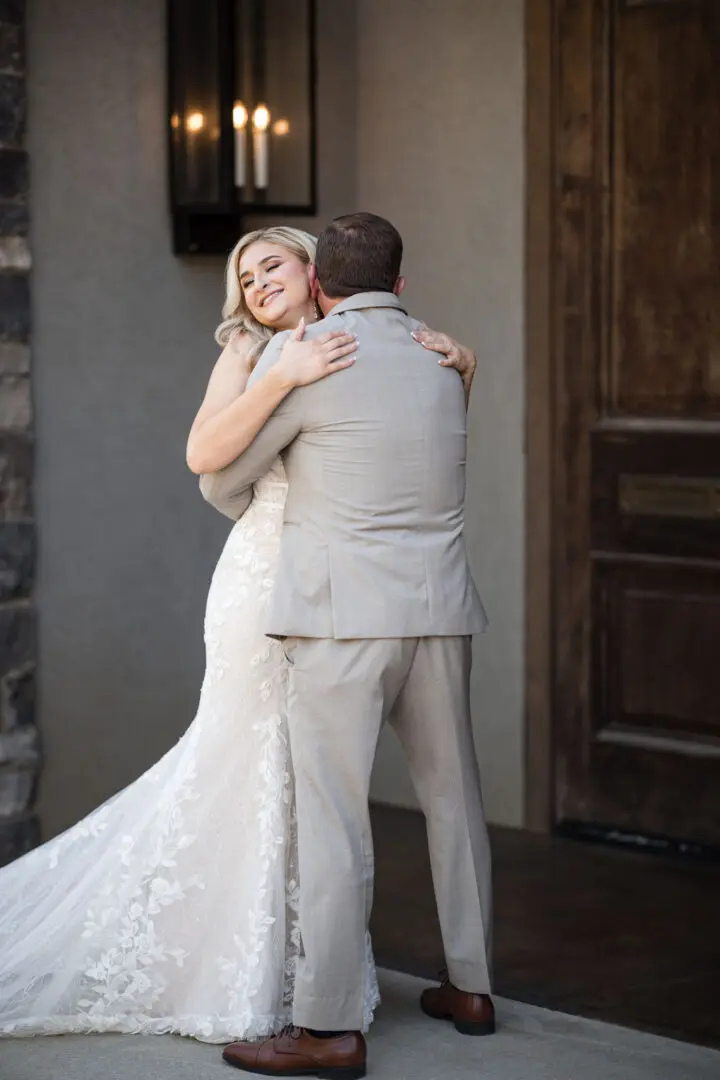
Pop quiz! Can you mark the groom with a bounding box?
[201,213,493,1077]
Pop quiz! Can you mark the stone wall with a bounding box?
[0,0,36,867]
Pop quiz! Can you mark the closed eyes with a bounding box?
[241,260,282,291]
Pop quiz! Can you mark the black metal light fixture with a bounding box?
[167,0,316,254]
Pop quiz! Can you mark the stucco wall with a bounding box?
[358,0,526,825]
[30,0,358,836]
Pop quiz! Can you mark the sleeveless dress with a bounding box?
[0,461,380,1042]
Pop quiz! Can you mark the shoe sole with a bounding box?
[420,998,496,1037]
[222,1056,366,1079]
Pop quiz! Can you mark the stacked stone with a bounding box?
[0,0,37,868]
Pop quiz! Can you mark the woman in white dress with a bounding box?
[0,226,476,1044]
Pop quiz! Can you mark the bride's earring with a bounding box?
[313,301,322,321]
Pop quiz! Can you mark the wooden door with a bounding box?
[553,0,720,848]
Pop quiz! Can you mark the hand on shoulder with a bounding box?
[411,327,476,380]
[272,317,358,389]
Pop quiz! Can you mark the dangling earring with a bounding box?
[313,301,322,321]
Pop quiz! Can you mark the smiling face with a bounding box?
[238,241,314,330]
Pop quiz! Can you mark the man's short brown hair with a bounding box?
[315,212,403,298]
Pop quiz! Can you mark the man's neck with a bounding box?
[318,291,344,316]
[318,290,398,316]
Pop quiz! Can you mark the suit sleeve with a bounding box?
[198,331,302,520]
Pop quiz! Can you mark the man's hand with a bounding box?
[412,328,477,405]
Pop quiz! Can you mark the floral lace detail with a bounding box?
[0,460,379,1043]
[71,755,204,1027]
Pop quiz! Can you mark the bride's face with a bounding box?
[238,241,313,330]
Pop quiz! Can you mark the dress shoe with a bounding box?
[222,1025,367,1079]
[420,970,496,1036]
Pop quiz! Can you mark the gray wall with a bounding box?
[30,0,357,836]
[30,0,525,836]
[358,0,526,826]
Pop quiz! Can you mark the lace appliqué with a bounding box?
[0,462,379,1043]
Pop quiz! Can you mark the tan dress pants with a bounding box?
[283,635,492,1031]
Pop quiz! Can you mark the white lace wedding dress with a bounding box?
[0,461,379,1042]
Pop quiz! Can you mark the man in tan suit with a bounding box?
[203,214,494,1078]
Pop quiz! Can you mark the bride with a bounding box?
[0,226,476,1043]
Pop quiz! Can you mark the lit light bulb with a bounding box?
[185,111,205,133]
[252,104,271,132]
[233,102,248,131]
[272,118,290,137]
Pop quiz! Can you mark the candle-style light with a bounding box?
[233,102,248,188]
[252,103,271,190]
[167,1,316,252]
[185,110,205,193]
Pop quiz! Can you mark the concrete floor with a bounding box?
[1,969,719,1080]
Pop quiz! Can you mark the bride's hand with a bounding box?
[411,327,477,383]
[411,327,477,404]
[276,318,357,388]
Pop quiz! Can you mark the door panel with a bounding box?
[553,0,720,846]
[611,0,720,416]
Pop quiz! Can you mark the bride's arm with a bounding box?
[186,333,291,475]
[186,333,252,473]
[186,324,356,475]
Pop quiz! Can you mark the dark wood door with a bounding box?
[553,0,720,847]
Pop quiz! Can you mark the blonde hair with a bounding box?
[215,226,318,365]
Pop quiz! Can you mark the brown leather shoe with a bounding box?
[222,1026,367,1078]
[420,971,496,1036]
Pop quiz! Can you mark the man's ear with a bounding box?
[309,263,320,299]
[394,276,406,297]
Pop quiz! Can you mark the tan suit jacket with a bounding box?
[200,292,488,639]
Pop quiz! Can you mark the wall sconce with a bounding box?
[167,0,316,254]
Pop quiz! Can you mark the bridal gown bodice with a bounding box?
[0,460,379,1042]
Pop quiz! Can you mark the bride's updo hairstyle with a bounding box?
[215,226,318,367]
